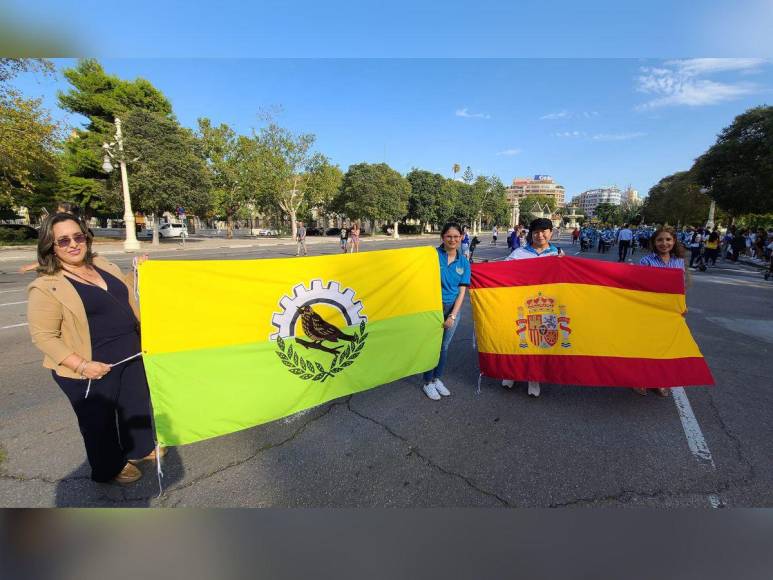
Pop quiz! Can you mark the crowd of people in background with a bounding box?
[569,223,773,271]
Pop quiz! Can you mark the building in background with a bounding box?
[506,175,566,208]
[623,186,640,204]
[572,186,623,217]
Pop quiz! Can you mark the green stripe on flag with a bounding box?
[144,310,443,446]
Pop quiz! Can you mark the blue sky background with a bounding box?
[10,58,772,199]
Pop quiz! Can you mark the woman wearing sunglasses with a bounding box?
[26,213,160,485]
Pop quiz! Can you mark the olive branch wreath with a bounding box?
[275,320,368,382]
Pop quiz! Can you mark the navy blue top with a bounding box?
[68,267,139,358]
[436,245,471,304]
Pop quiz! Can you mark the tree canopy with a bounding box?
[691,105,773,215]
[335,163,410,225]
[642,171,713,226]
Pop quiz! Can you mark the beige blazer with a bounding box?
[27,256,140,379]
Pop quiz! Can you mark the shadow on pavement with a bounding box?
[54,447,183,507]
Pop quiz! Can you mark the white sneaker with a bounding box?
[501,379,514,389]
[527,381,541,397]
[423,382,441,401]
[433,379,450,396]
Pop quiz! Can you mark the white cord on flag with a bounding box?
[84,352,143,398]
[155,442,165,498]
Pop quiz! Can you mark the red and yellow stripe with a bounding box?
[470,256,714,387]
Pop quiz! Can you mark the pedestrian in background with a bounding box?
[26,213,161,485]
[350,222,361,253]
[461,226,471,259]
[295,221,307,256]
[617,223,633,262]
[634,225,687,397]
[422,222,470,401]
[339,227,349,253]
[705,230,720,266]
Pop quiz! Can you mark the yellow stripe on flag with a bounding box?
[139,247,441,355]
[472,283,699,359]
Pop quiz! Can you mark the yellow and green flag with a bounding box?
[138,247,442,446]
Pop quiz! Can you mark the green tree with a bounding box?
[335,163,410,236]
[692,105,773,216]
[0,61,61,214]
[479,176,510,226]
[439,178,466,225]
[593,202,622,224]
[300,158,343,226]
[197,118,256,239]
[121,109,210,244]
[642,171,712,226]
[462,165,474,184]
[452,163,461,179]
[57,59,174,215]
[253,123,320,239]
[406,168,444,233]
[0,58,54,83]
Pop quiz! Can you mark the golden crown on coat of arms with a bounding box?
[526,293,555,312]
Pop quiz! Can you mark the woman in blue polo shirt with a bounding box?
[423,222,471,401]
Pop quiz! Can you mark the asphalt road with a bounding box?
[1,234,771,507]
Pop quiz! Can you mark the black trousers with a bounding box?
[618,240,631,261]
[53,338,155,482]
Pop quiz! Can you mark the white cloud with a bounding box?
[635,58,766,110]
[455,107,491,119]
[553,131,586,138]
[540,110,570,120]
[496,148,522,156]
[665,58,767,76]
[592,132,646,141]
[541,110,599,120]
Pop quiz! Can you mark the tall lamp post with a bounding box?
[102,117,140,252]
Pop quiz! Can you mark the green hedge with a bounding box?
[0,229,34,244]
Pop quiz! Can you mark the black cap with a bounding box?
[529,218,553,232]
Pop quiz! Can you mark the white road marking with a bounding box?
[1,322,28,330]
[0,289,26,294]
[671,387,723,508]
[0,300,27,307]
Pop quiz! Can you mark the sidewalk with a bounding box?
[0,234,426,261]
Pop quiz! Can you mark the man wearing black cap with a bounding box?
[502,218,564,397]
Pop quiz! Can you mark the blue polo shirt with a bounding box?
[436,246,471,304]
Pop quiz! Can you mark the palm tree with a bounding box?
[452,163,461,179]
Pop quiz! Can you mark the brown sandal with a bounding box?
[632,388,647,396]
[113,462,142,484]
[655,388,670,397]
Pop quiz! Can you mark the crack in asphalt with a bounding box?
[156,399,350,506]
[703,390,757,482]
[345,398,512,506]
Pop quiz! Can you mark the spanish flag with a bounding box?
[470,256,714,388]
[139,248,442,446]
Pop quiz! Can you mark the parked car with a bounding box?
[138,223,188,239]
[0,224,39,239]
[325,228,342,236]
[305,227,323,236]
[256,228,279,237]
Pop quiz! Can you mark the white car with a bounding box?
[139,223,188,239]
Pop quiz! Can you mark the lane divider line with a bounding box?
[1,322,28,330]
[0,301,27,307]
[671,386,724,508]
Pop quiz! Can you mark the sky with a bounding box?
[11,57,772,200]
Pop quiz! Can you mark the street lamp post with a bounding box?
[102,117,140,252]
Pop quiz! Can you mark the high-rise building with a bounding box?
[506,175,566,208]
[574,186,622,217]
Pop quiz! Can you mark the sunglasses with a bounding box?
[55,233,87,248]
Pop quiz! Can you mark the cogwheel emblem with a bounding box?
[272,279,369,382]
